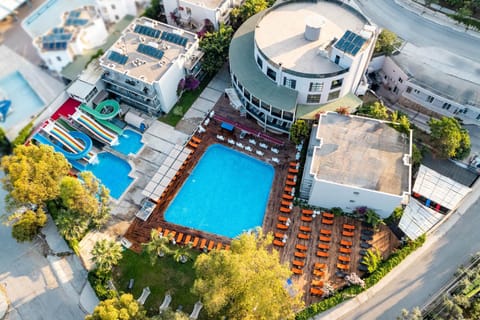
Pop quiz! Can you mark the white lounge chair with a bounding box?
[228,139,235,145]
[137,287,151,305]
[236,142,244,148]
[198,125,206,133]
[204,118,210,126]
[256,150,264,156]
[216,135,225,141]
[272,157,280,164]
[245,146,253,152]
[189,301,203,320]
[248,139,256,145]
[159,294,172,313]
[271,147,279,154]
[259,143,268,149]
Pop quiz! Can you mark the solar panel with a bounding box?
[108,51,128,65]
[69,11,81,18]
[160,32,188,47]
[134,25,161,38]
[334,30,366,56]
[137,44,164,59]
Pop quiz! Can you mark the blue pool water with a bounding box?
[86,152,133,199]
[164,144,274,238]
[112,129,144,155]
[0,71,44,131]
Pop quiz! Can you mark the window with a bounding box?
[251,96,259,107]
[442,102,451,110]
[349,200,355,203]
[111,4,116,9]
[414,89,420,94]
[334,55,340,65]
[393,86,398,94]
[114,15,119,20]
[306,94,321,104]
[398,77,403,83]
[331,78,343,89]
[56,56,62,62]
[426,95,434,103]
[256,56,263,69]
[238,83,243,92]
[328,90,340,101]
[283,77,296,89]
[309,82,323,92]
[244,89,250,100]
[476,114,480,120]
[233,74,237,84]
[353,191,359,195]
[261,101,270,112]
[283,111,293,121]
[406,86,412,93]
[266,67,276,81]
[271,107,282,117]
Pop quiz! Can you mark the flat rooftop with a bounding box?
[255,1,368,75]
[99,17,198,84]
[311,113,410,195]
[181,0,226,9]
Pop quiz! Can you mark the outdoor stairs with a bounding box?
[239,106,247,117]
[299,176,313,199]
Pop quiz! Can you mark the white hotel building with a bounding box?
[99,17,203,115]
[228,0,377,134]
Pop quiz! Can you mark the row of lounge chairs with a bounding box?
[157,227,230,252]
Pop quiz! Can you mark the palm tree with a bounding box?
[365,209,385,230]
[362,248,382,273]
[90,239,123,274]
[143,229,173,265]
[173,242,192,264]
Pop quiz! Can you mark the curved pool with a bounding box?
[164,144,274,238]
[112,129,144,155]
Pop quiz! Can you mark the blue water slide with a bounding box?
[33,131,92,161]
[0,100,11,122]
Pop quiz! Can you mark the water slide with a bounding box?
[71,110,117,145]
[0,99,11,122]
[79,100,123,135]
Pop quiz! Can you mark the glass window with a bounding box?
[327,90,340,101]
[251,96,259,107]
[406,86,412,93]
[306,94,321,104]
[309,82,323,92]
[233,74,237,84]
[283,77,296,89]
[398,77,403,83]
[244,89,250,100]
[111,4,116,9]
[283,111,293,121]
[261,101,270,112]
[331,78,343,89]
[426,95,434,103]
[256,56,263,69]
[271,107,282,117]
[267,67,276,81]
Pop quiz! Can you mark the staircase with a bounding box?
[299,176,313,199]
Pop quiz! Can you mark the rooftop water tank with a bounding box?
[304,14,325,41]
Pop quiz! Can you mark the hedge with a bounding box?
[12,122,34,147]
[295,235,426,319]
[448,14,480,31]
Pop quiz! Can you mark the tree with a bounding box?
[144,0,165,22]
[142,229,173,265]
[85,293,147,320]
[397,307,423,320]
[152,308,189,320]
[9,208,47,242]
[375,29,402,55]
[230,0,268,29]
[369,101,389,120]
[0,128,11,155]
[55,208,89,241]
[1,144,71,208]
[428,117,471,159]
[365,209,385,230]
[345,272,365,288]
[173,242,192,263]
[193,230,303,319]
[391,111,411,134]
[411,144,423,167]
[290,120,309,145]
[91,239,123,275]
[199,24,233,75]
[363,248,383,273]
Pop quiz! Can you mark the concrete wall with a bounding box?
[41,50,73,72]
[78,18,109,49]
[156,58,184,113]
[96,0,136,23]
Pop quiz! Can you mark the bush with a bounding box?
[0,127,12,155]
[88,269,116,301]
[12,122,34,147]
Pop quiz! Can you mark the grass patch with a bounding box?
[159,74,214,127]
[113,249,205,318]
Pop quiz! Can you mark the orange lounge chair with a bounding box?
[288,168,299,174]
[191,237,200,248]
[277,223,288,230]
[294,252,307,258]
[187,141,198,149]
[301,216,312,222]
[184,234,191,244]
[340,247,352,254]
[289,162,298,168]
[311,280,324,287]
[340,240,353,247]
[157,227,163,234]
[224,244,230,251]
[310,288,324,296]
[314,263,326,269]
[317,251,328,258]
[292,260,305,267]
[342,231,354,237]
[169,231,177,239]
[287,174,297,180]
[280,207,291,213]
[176,233,184,244]
[313,270,325,277]
[292,268,303,275]
[339,255,351,262]
[216,243,223,250]
[322,212,334,218]
[273,239,285,247]
[191,136,202,144]
[275,232,285,239]
[282,194,294,200]
[207,240,215,251]
[320,229,332,235]
[284,186,293,193]
[163,229,170,237]
[299,226,311,232]
[343,224,355,230]
[278,216,289,222]
[318,243,329,250]
[302,209,313,215]
[285,180,296,186]
[296,244,308,251]
[322,219,334,225]
[337,263,349,270]
[199,239,207,250]
[281,200,293,206]
[319,236,331,242]
[298,233,310,240]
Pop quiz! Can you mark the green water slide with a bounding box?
[79,100,123,135]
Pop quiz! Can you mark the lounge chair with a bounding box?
[281,200,293,206]
[216,243,223,250]
[310,287,324,296]
[361,234,373,241]
[360,242,372,249]
[287,174,297,180]
[224,244,230,251]
[157,227,163,234]
[191,136,202,144]
[159,293,172,312]
[289,162,298,168]
[294,251,306,258]
[295,244,307,251]
[340,247,352,254]
[343,224,355,230]
[361,229,375,236]
[280,207,291,213]
[301,216,312,222]
[285,180,296,186]
[311,280,324,287]
[288,168,299,174]
[340,240,353,247]
[284,186,293,193]
[298,233,309,240]
[192,237,200,248]
[321,219,333,225]
[322,212,334,218]
[299,226,311,232]
[318,243,329,250]
[320,229,332,235]
[278,216,289,222]
[302,209,313,215]
[199,239,207,250]
[216,134,225,141]
[282,194,294,200]
[273,239,285,247]
[316,251,328,258]
[337,263,350,271]
[291,267,303,275]
[312,270,325,277]
[137,287,151,305]
[189,301,203,320]
[184,234,191,245]
[342,231,354,237]
[176,233,184,244]
[292,260,305,267]
[339,256,351,263]
[207,240,215,251]
[187,141,198,149]
[277,223,288,230]
[275,232,285,239]
[358,264,369,272]
[319,236,331,242]
[314,263,326,269]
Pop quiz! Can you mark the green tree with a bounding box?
[375,29,402,55]
[55,208,89,241]
[411,144,423,167]
[144,0,165,22]
[142,229,173,265]
[85,293,147,320]
[1,144,71,208]
[0,128,12,155]
[9,208,47,242]
[428,117,471,159]
[363,248,382,273]
[152,308,189,320]
[365,209,385,230]
[230,0,268,29]
[199,24,233,75]
[173,242,192,263]
[290,119,309,145]
[193,230,303,319]
[391,111,411,134]
[397,307,423,320]
[369,101,389,120]
[387,207,404,224]
[91,239,123,275]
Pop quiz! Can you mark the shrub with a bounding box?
[88,269,116,300]
[12,122,34,146]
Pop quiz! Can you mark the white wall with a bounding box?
[41,50,74,72]
[308,179,403,218]
[96,0,137,23]
[78,18,109,49]
[368,55,385,73]
[156,58,185,113]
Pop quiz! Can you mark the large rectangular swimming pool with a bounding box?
[164,144,274,238]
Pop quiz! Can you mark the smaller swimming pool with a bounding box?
[112,129,144,155]
[86,152,133,199]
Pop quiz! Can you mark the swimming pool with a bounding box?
[86,152,133,199]
[0,71,44,131]
[112,129,144,155]
[164,144,274,238]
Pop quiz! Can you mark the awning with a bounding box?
[221,122,234,131]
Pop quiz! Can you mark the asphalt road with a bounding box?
[355,0,480,63]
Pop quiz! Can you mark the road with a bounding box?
[355,0,479,63]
